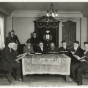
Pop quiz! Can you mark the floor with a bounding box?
[0,75,88,86]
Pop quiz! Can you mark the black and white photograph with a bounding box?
[0,1,88,86]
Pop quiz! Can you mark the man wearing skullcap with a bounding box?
[58,40,71,57]
[0,41,21,81]
[72,41,88,85]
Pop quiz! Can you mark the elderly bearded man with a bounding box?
[70,41,83,66]
[72,42,88,85]
[0,41,21,81]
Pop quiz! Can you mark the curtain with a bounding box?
[0,17,5,49]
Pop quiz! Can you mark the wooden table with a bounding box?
[22,54,71,82]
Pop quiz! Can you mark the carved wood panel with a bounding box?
[62,20,76,48]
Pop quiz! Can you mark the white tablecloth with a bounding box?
[22,54,71,75]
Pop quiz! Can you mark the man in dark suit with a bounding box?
[48,42,58,53]
[70,41,84,65]
[72,42,88,85]
[58,40,74,81]
[0,41,21,80]
[5,32,11,45]
[37,41,47,54]
[10,30,20,44]
[71,41,84,84]
[58,40,71,57]
[27,32,39,52]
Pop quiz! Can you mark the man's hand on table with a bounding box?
[17,52,27,58]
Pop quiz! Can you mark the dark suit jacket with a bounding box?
[70,47,84,64]
[30,37,39,45]
[48,47,58,52]
[71,47,83,57]
[27,37,39,52]
[11,35,20,44]
[0,46,17,71]
[6,35,20,45]
[82,50,88,65]
[5,36,11,45]
[37,46,47,54]
[58,47,71,57]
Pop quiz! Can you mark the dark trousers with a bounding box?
[71,63,80,79]
[69,62,74,78]
[72,62,88,82]
[77,63,88,82]
[12,63,21,79]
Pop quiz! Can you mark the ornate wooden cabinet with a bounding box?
[34,16,60,48]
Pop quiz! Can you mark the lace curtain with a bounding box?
[0,17,5,50]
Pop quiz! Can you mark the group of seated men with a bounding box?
[0,31,88,85]
[24,40,88,85]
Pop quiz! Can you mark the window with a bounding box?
[0,16,5,49]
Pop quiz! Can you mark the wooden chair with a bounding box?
[0,50,11,83]
[0,68,17,83]
[0,70,12,83]
[85,70,88,78]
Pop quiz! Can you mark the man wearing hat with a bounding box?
[70,41,84,84]
[0,41,21,81]
[72,42,88,85]
[58,40,71,57]
[70,41,83,65]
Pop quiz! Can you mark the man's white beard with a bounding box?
[63,46,66,49]
[74,46,78,51]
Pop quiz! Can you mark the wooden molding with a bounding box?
[11,10,83,18]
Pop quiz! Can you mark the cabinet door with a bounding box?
[62,20,76,48]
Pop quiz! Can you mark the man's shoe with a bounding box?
[73,78,77,82]
[69,77,74,82]
[17,78,22,81]
[18,78,22,81]
[77,82,83,85]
